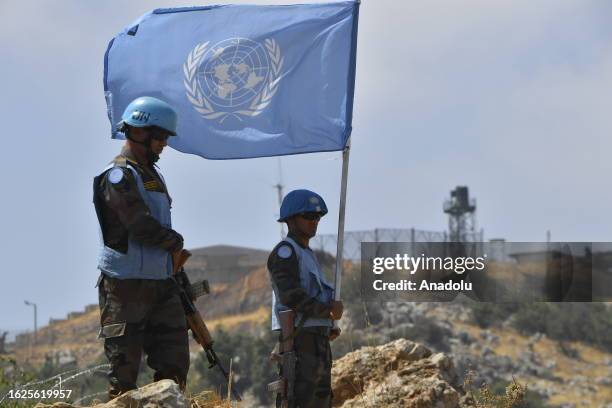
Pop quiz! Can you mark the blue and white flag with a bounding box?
[104,2,359,159]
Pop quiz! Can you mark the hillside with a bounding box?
[335,299,612,407]
[6,244,272,369]
[3,244,612,407]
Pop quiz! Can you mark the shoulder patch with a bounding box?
[276,245,293,259]
[108,168,124,184]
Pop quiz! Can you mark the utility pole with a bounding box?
[274,157,285,239]
[0,331,7,354]
[24,300,37,346]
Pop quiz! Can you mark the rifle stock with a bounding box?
[186,312,214,348]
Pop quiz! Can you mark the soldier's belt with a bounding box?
[300,326,331,337]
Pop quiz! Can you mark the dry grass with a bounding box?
[204,306,268,330]
[188,390,234,408]
[464,372,527,408]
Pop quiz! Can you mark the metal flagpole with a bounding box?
[334,138,351,301]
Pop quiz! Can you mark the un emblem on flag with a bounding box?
[184,38,283,122]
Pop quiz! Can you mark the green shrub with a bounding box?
[470,303,519,328]
[510,303,612,352]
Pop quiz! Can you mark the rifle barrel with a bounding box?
[208,349,243,401]
[174,268,243,402]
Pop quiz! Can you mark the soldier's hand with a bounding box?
[172,249,192,274]
[330,327,341,341]
[329,300,344,320]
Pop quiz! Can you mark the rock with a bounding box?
[596,377,612,386]
[35,380,188,408]
[448,338,461,347]
[529,332,544,342]
[479,330,491,340]
[332,338,467,408]
[544,359,557,370]
[55,349,77,366]
[108,379,188,408]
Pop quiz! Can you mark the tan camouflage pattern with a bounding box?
[97,275,189,398]
[276,329,333,408]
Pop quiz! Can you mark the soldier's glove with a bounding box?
[330,327,341,341]
[172,249,192,274]
[329,300,344,320]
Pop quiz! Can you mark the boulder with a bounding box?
[332,338,469,408]
[35,379,189,408]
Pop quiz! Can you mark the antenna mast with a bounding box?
[274,158,285,239]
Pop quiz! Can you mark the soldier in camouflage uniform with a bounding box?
[93,97,189,399]
[268,189,344,408]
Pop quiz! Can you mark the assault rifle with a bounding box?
[172,249,243,402]
[267,310,296,407]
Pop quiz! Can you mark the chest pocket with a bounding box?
[128,165,172,277]
[128,165,172,228]
[143,191,172,228]
[295,244,333,304]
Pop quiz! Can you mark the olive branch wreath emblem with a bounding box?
[183,39,283,122]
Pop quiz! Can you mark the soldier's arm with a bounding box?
[268,244,331,318]
[101,167,183,252]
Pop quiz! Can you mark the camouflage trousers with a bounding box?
[277,327,333,408]
[97,274,189,399]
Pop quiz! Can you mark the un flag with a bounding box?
[104,2,359,159]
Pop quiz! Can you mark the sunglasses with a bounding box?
[299,212,322,221]
[147,129,171,141]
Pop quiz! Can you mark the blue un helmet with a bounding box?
[278,189,328,222]
[117,96,178,136]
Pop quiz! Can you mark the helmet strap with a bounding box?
[125,127,159,164]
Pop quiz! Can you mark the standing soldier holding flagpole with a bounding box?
[267,189,344,408]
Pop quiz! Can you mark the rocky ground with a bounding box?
[34,340,471,408]
[337,298,612,408]
[5,247,612,408]
[33,379,229,408]
[332,338,471,408]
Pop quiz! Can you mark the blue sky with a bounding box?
[1,0,612,333]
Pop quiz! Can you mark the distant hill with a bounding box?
[3,242,612,406]
[185,244,270,285]
[5,244,273,369]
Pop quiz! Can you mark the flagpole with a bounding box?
[334,138,351,301]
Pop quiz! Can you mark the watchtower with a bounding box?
[443,186,477,242]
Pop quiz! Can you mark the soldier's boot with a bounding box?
[152,369,187,391]
[103,329,144,401]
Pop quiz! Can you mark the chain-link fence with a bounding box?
[312,228,484,261]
